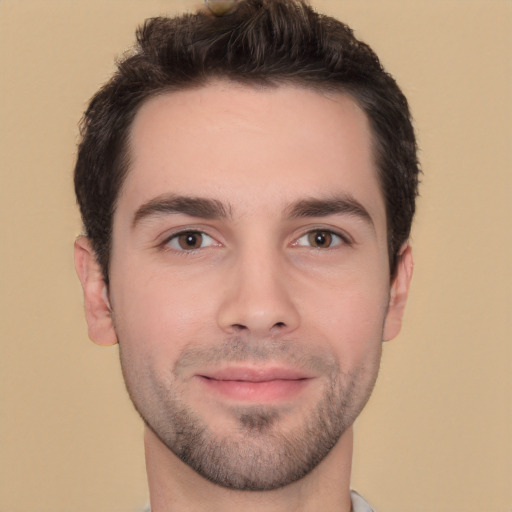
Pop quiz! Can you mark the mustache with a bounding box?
[173,336,338,376]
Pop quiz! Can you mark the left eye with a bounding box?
[166,231,216,251]
[295,230,344,249]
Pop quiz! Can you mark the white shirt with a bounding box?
[351,490,377,512]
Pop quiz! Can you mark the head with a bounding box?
[74,0,418,493]
[74,0,419,283]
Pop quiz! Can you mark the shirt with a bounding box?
[351,490,377,512]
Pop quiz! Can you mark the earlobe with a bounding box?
[383,243,414,342]
[74,236,117,346]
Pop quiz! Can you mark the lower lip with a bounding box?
[198,376,310,402]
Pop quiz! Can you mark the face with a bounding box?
[76,82,412,491]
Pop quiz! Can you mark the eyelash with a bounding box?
[293,229,351,249]
[161,228,352,253]
[162,230,218,253]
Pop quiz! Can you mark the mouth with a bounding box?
[196,366,312,402]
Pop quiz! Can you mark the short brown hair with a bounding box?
[74,0,420,281]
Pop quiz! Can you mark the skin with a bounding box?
[75,82,413,512]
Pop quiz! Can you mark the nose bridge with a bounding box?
[217,240,300,336]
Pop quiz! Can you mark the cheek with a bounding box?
[110,268,218,358]
[302,275,389,365]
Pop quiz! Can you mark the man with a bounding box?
[74,0,419,510]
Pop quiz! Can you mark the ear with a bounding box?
[74,236,117,346]
[383,243,414,341]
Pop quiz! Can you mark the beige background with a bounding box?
[1,1,510,511]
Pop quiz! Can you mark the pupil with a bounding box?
[310,231,331,248]
[179,232,201,249]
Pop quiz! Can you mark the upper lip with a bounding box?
[198,366,311,382]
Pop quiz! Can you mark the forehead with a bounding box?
[117,82,385,229]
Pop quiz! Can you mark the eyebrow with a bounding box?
[285,195,374,228]
[132,194,231,227]
[132,193,374,229]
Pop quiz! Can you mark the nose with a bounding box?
[217,249,300,337]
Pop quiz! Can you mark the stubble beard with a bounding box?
[120,337,381,491]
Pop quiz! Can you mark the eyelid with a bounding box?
[292,227,353,248]
[157,225,352,253]
[161,228,221,252]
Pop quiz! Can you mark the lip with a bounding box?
[201,366,311,382]
[196,366,312,402]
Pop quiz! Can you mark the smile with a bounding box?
[196,366,312,402]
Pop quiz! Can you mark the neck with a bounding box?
[144,426,354,512]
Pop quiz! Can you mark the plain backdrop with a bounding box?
[0,1,511,511]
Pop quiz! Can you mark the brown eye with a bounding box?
[307,231,334,248]
[177,232,203,250]
[295,230,345,249]
[167,231,215,251]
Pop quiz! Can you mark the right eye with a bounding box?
[294,229,346,249]
[166,231,216,251]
